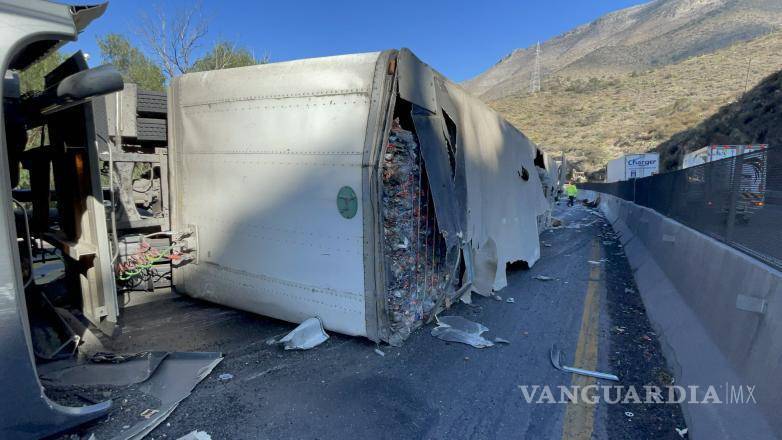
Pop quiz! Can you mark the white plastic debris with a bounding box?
[493,337,510,344]
[431,316,494,348]
[533,275,555,281]
[218,373,233,382]
[625,411,634,418]
[492,294,503,301]
[506,297,515,303]
[177,431,212,440]
[374,348,386,357]
[271,317,329,350]
[588,260,601,265]
[676,427,688,438]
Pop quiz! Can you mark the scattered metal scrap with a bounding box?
[550,344,619,381]
[39,352,168,387]
[268,317,329,350]
[177,431,212,440]
[43,352,222,440]
[431,315,494,348]
[218,373,234,382]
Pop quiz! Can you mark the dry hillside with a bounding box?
[487,31,782,171]
[465,0,782,101]
[656,68,782,170]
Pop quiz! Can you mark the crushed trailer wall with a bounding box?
[168,49,549,343]
[438,81,549,294]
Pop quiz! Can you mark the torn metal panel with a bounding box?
[396,49,437,114]
[39,352,169,387]
[410,105,462,249]
[47,352,224,440]
[431,315,494,348]
[439,81,549,294]
[123,352,222,440]
[269,317,329,350]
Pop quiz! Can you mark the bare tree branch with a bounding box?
[137,1,209,78]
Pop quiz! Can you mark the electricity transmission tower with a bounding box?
[530,41,541,94]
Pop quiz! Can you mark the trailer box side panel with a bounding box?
[168,53,383,337]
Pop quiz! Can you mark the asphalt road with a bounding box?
[77,203,685,440]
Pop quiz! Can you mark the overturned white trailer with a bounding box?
[168,49,549,344]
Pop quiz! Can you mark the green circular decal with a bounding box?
[337,186,358,219]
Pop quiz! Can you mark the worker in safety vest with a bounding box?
[565,181,578,207]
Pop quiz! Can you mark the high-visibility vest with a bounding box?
[566,184,578,197]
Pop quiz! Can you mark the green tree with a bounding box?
[17,52,67,168]
[190,41,264,73]
[97,34,165,91]
[18,51,65,95]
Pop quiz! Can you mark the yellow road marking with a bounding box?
[562,239,602,440]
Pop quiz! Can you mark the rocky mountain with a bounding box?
[656,67,782,170]
[487,31,782,171]
[464,0,782,101]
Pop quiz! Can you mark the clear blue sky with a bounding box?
[62,0,649,82]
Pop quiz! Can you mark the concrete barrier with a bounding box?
[589,191,781,439]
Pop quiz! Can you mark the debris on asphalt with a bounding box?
[551,218,563,227]
[177,430,213,440]
[533,275,555,281]
[39,351,169,387]
[493,337,510,344]
[42,352,223,440]
[374,348,386,357]
[624,287,635,294]
[140,408,159,419]
[625,411,634,418]
[506,297,515,303]
[550,344,619,381]
[588,260,602,265]
[676,427,688,438]
[218,373,233,382]
[492,294,503,301]
[431,315,494,348]
[270,317,329,350]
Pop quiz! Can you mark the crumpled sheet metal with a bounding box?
[396,50,549,296]
[270,317,329,350]
[431,315,494,348]
[120,352,223,440]
[40,352,169,387]
[177,431,212,440]
[439,81,549,295]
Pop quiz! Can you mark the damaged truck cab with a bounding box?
[0,1,119,438]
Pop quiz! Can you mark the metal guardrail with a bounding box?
[582,147,782,271]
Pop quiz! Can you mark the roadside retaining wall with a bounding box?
[585,191,781,440]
